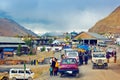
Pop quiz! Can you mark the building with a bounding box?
[0,36,28,58]
[74,32,108,45]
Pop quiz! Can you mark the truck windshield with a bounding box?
[93,54,105,58]
[67,52,78,57]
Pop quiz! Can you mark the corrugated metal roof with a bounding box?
[87,32,107,40]
[0,36,25,43]
[0,45,28,47]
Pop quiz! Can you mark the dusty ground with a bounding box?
[34,60,120,80]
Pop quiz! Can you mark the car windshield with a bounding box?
[61,58,77,64]
[93,54,105,58]
[67,52,78,57]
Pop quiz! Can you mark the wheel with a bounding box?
[1,76,9,80]
[75,73,79,78]
[58,73,63,77]
[12,77,16,80]
[92,65,95,69]
[28,77,33,80]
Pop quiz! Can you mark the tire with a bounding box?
[59,73,63,77]
[75,73,79,78]
[1,76,9,80]
[92,65,95,69]
[28,77,33,80]
[12,77,16,80]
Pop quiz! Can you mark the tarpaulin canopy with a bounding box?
[63,45,71,49]
[77,44,89,51]
[3,48,14,52]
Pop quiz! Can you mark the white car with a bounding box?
[9,68,34,80]
[64,49,79,62]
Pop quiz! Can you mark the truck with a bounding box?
[92,51,108,69]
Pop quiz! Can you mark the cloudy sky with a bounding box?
[0,0,120,34]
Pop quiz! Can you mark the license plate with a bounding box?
[98,64,102,65]
[67,71,72,74]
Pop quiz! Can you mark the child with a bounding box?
[54,59,59,76]
[49,65,53,76]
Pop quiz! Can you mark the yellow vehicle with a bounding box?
[0,72,9,80]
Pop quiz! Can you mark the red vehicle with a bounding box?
[58,58,79,77]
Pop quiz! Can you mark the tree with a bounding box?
[17,44,21,56]
[41,46,46,52]
[49,39,53,44]
[77,38,82,43]
[65,36,70,41]
[24,38,32,47]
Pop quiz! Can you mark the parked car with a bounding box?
[63,49,79,62]
[9,68,34,80]
[58,58,79,77]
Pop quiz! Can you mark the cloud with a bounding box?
[0,0,120,33]
[21,9,110,33]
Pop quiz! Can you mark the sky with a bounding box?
[0,0,120,34]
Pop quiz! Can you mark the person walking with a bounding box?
[51,57,56,76]
[84,52,89,65]
[79,52,83,65]
[49,65,53,76]
[106,52,110,63]
[54,59,59,76]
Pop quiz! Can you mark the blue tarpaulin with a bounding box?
[77,44,89,51]
[63,45,71,49]
[3,48,14,52]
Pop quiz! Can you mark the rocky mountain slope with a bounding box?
[89,6,120,34]
[0,18,37,37]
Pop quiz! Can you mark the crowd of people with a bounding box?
[78,51,89,65]
[49,57,59,76]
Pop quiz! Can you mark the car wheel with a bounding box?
[59,73,63,77]
[28,77,33,80]
[75,73,79,78]
[1,76,9,80]
[92,65,95,69]
[12,77,16,80]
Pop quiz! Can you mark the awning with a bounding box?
[3,48,14,52]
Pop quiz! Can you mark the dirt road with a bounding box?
[37,60,120,80]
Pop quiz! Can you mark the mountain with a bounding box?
[88,6,120,34]
[0,18,37,37]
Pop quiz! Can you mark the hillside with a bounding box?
[0,18,37,37]
[88,6,120,34]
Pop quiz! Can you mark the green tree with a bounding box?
[49,39,53,44]
[41,46,46,52]
[77,38,82,43]
[24,38,32,47]
[17,44,21,56]
[65,36,70,41]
